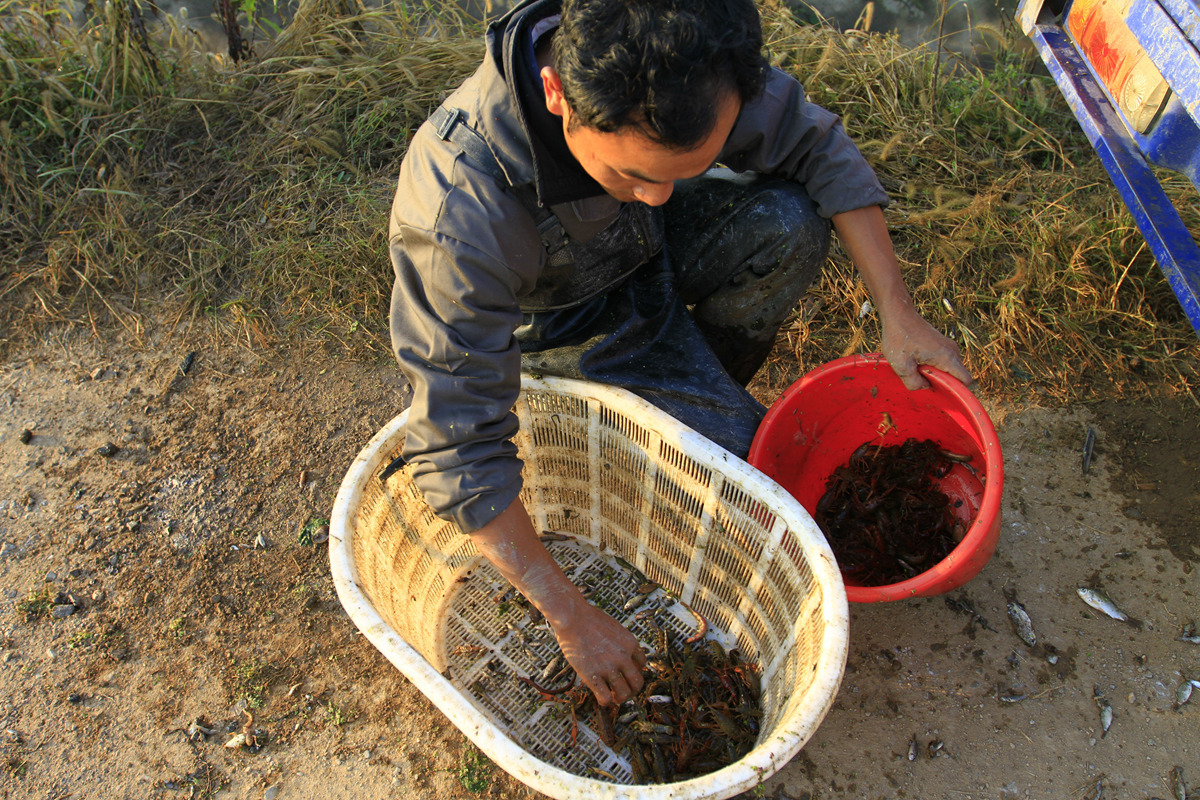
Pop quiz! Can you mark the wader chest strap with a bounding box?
[430,106,508,185]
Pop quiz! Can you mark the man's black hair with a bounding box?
[551,0,768,149]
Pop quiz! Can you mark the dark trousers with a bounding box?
[519,170,830,456]
[665,168,830,385]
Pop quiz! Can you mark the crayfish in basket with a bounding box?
[522,609,765,785]
[606,618,763,783]
[814,437,971,586]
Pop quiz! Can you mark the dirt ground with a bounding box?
[0,318,1197,800]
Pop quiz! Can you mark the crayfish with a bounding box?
[815,437,970,586]
[605,620,763,783]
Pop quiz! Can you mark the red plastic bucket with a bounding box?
[748,354,1004,602]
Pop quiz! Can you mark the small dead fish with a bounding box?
[613,555,648,584]
[999,691,1028,704]
[1082,425,1096,475]
[644,694,673,704]
[1094,687,1112,737]
[1098,703,1113,737]
[927,739,944,758]
[623,593,649,612]
[1170,766,1186,800]
[907,736,918,761]
[1007,600,1037,647]
[539,655,564,684]
[1177,621,1200,644]
[1174,680,1193,710]
[1077,587,1129,622]
[634,608,659,622]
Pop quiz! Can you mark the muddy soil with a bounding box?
[0,321,1196,800]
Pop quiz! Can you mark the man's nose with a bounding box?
[633,182,674,206]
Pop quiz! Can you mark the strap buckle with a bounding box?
[434,107,463,140]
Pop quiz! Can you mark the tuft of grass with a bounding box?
[455,745,492,794]
[325,700,358,727]
[4,756,27,779]
[228,658,275,709]
[15,589,54,621]
[167,617,187,639]
[67,630,95,649]
[298,516,329,547]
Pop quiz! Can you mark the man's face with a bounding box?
[541,67,741,206]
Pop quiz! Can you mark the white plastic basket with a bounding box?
[329,375,848,800]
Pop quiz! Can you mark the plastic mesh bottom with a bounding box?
[440,538,735,783]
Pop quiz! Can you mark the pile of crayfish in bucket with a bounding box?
[814,437,971,586]
[521,613,763,784]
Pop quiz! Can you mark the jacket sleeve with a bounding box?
[388,121,544,533]
[719,67,890,218]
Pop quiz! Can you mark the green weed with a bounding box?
[455,745,492,794]
[15,590,53,621]
[325,701,358,727]
[298,517,329,547]
[230,659,273,709]
[67,630,95,649]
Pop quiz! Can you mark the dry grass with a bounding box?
[1,0,1197,404]
[757,0,1200,404]
[2,0,482,351]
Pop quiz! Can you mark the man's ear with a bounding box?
[541,66,567,119]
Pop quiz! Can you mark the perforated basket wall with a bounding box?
[330,375,848,800]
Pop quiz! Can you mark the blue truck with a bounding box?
[1017,0,1200,334]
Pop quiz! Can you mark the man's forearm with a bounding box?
[831,204,974,388]
[467,497,647,705]
[468,498,589,630]
[831,204,917,321]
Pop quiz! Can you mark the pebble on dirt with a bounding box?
[19,428,33,444]
[96,442,120,458]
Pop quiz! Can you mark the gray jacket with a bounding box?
[388,0,889,533]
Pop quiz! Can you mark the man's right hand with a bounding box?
[468,499,647,705]
[548,593,646,705]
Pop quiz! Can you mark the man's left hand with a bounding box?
[880,306,974,391]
